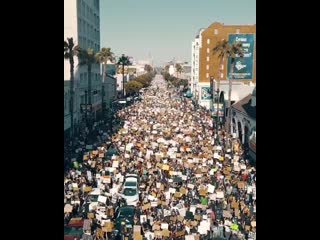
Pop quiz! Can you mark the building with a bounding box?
[191,28,205,95]
[64,0,101,132]
[64,82,71,136]
[199,22,256,84]
[230,87,256,161]
[192,22,256,112]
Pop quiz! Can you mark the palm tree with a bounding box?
[213,39,229,133]
[213,40,244,133]
[117,54,131,98]
[78,48,97,105]
[175,63,183,78]
[96,48,114,120]
[96,47,114,83]
[64,37,79,138]
[227,41,244,133]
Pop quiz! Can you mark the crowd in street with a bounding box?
[64,74,256,240]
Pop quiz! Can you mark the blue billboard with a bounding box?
[227,34,255,80]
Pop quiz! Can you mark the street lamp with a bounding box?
[117,54,130,98]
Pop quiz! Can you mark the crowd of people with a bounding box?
[64,74,256,240]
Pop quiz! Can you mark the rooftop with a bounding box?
[232,94,256,119]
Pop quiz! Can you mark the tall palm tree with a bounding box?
[213,40,244,133]
[175,63,183,78]
[64,37,79,138]
[96,47,114,83]
[227,41,244,133]
[78,48,97,105]
[213,39,229,133]
[96,48,114,120]
[117,54,130,98]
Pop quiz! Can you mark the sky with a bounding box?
[100,0,256,67]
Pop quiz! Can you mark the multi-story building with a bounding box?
[230,87,256,161]
[193,21,256,111]
[64,82,71,136]
[64,0,101,133]
[199,21,256,84]
[191,28,205,97]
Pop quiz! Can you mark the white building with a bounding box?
[230,87,256,161]
[64,0,101,132]
[191,29,205,103]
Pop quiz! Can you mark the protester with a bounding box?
[64,75,256,240]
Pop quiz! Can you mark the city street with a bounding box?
[64,74,256,240]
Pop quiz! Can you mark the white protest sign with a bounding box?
[178,207,186,217]
[98,195,107,204]
[164,209,171,217]
[207,184,215,193]
[185,235,194,240]
[189,205,197,214]
[161,223,169,229]
[112,161,119,168]
[169,188,176,194]
[87,171,92,181]
[216,191,224,198]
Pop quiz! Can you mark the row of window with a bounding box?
[80,92,101,104]
[78,18,100,41]
[206,28,240,42]
[206,73,224,79]
[78,36,100,52]
[77,0,99,26]
[79,72,101,83]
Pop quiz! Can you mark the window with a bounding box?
[206,73,209,78]
[206,65,209,70]
[214,29,218,35]
[86,6,89,19]
[207,39,210,44]
[207,48,210,53]
[236,29,240,34]
[221,64,224,70]
[221,73,223,78]
[80,73,83,83]
[84,73,87,82]
[207,56,209,62]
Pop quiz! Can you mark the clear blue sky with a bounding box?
[100,0,256,66]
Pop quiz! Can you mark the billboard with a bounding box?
[201,87,211,100]
[212,103,224,117]
[227,34,255,80]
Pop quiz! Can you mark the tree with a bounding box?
[212,39,229,132]
[78,48,97,105]
[213,40,244,133]
[175,63,183,78]
[96,48,114,120]
[117,54,131,97]
[144,64,153,73]
[96,47,114,82]
[164,65,170,73]
[124,80,143,96]
[64,37,79,138]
